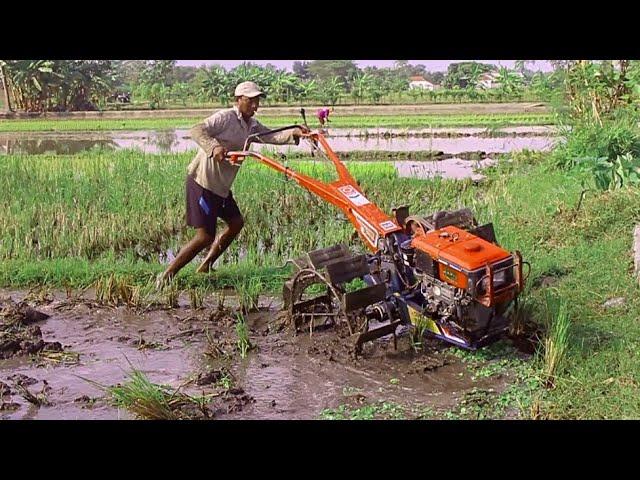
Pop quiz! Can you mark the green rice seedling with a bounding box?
[91,368,176,419]
[164,282,180,309]
[94,273,135,306]
[188,286,205,310]
[411,315,430,353]
[235,313,252,359]
[0,113,554,133]
[216,291,226,310]
[233,276,263,314]
[130,279,157,310]
[217,372,233,390]
[86,367,208,420]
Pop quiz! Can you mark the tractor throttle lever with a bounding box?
[300,108,309,129]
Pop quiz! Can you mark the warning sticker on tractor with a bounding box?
[379,220,398,231]
[338,185,370,206]
[353,211,379,249]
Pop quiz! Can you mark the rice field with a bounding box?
[2,132,640,419]
[0,113,555,133]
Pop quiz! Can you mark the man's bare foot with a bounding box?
[195,260,210,274]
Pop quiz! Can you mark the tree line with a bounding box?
[0,59,563,112]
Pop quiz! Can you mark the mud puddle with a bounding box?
[0,289,527,420]
[227,321,508,419]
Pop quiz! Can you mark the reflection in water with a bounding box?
[0,127,558,156]
[151,130,178,153]
[0,137,117,155]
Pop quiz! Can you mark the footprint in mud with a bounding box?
[213,387,256,415]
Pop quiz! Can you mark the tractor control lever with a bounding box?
[226,124,312,165]
[300,108,310,129]
[242,124,307,151]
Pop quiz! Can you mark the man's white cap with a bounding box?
[234,81,265,98]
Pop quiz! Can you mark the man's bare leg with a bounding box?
[196,216,245,273]
[158,227,215,284]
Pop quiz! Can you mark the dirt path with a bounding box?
[0,289,528,420]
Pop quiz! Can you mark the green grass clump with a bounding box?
[95,368,208,420]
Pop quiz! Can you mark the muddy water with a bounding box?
[0,291,209,420]
[0,127,557,156]
[326,125,557,137]
[0,289,521,420]
[293,135,556,154]
[231,325,500,420]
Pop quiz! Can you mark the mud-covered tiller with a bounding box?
[226,114,530,355]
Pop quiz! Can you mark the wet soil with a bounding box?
[0,289,529,420]
[0,298,61,359]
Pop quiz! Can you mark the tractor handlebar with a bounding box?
[225,125,315,165]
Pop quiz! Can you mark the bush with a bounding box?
[554,110,640,170]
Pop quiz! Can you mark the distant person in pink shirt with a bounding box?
[316,107,332,127]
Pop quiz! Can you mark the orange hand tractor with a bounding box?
[226,115,529,355]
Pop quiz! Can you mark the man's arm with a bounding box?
[190,112,226,157]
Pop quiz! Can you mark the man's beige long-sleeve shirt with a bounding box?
[187,106,299,198]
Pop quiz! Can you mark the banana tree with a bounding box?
[317,77,343,107]
[1,60,113,112]
[497,67,524,98]
[351,73,373,104]
[295,80,318,103]
[200,65,233,106]
[0,61,12,111]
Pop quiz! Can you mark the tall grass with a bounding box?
[540,292,571,388]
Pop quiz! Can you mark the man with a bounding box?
[157,81,306,286]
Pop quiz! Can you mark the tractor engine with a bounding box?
[393,209,525,347]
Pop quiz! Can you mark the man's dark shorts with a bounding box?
[185,175,242,237]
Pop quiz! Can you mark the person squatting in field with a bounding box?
[316,106,332,127]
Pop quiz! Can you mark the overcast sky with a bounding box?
[176,60,554,72]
